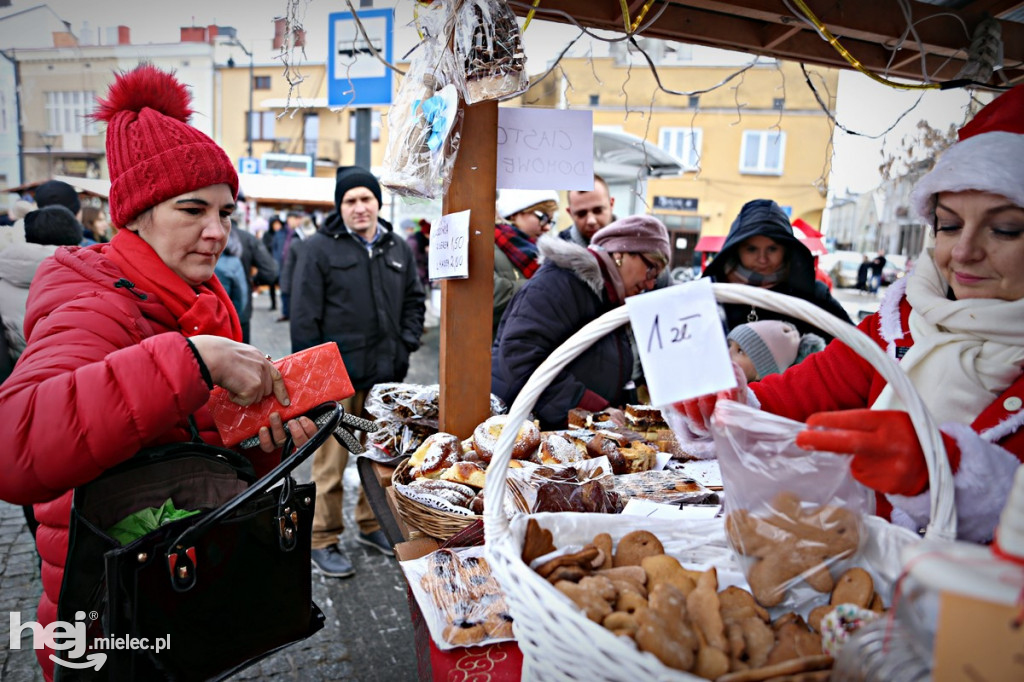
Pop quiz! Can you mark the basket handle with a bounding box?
[482,283,956,544]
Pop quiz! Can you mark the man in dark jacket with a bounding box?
[701,199,852,341]
[291,166,425,578]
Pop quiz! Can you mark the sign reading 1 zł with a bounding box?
[624,278,736,407]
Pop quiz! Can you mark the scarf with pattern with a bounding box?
[494,222,540,278]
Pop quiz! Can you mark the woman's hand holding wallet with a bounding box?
[207,343,355,449]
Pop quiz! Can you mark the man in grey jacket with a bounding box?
[291,166,425,578]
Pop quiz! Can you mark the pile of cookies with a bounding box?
[417,548,514,647]
[725,492,862,607]
[522,521,884,680]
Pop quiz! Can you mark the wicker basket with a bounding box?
[482,283,957,681]
[391,458,481,540]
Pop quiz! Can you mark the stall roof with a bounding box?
[238,174,336,208]
[512,0,1024,88]
[5,175,110,198]
[593,129,685,181]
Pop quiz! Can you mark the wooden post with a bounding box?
[438,100,498,439]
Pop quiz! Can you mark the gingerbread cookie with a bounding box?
[613,530,665,567]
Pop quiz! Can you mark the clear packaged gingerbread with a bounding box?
[710,400,876,612]
[452,0,528,104]
[380,2,463,199]
[505,457,623,514]
[401,546,515,649]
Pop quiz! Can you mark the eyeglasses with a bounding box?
[635,252,661,281]
[532,210,553,227]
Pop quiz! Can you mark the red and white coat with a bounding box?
[0,245,275,680]
[752,278,1024,543]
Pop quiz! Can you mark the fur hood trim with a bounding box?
[538,235,604,296]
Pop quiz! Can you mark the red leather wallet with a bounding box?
[207,343,354,447]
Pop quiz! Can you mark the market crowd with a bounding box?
[0,62,1022,680]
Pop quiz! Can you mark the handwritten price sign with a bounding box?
[624,278,736,407]
[428,210,470,281]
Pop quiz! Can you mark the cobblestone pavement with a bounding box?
[0,290,441,681]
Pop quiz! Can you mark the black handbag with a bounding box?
[55,402,342,681]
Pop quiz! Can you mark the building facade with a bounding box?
[521,40,840,268]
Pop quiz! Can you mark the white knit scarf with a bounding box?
[871,251,1024,425]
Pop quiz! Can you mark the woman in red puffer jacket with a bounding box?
[0,65,317,681]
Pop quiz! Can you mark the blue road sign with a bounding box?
[328,8,394,108]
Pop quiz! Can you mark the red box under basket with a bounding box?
[208,343,354,447]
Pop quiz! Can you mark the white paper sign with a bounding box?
[625,278,736,407]
[496,108,594,190]
[428,210,470,280]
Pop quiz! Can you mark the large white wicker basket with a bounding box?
[483,283,956,681]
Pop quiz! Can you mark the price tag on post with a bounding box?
[428,210,470,281]
[624,278,736,407]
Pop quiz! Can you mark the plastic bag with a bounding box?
[381,3,463,199]
[364,383,505,460]
[401,546,515,650]
[710,400,875,611]
[453,0,528,104]
[505,457,623,514]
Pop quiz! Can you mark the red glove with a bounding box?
[671,362,748,434]
[795,409,960,497]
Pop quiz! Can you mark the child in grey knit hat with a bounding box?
[727,320,824,382]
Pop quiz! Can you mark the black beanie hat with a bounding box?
[24,205,84,246]
[34,180,81,215]
[334,166,382,212]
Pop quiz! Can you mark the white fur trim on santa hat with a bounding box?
[911,131,1024,223]
[887,422,1020,543]
[877,276,909,357]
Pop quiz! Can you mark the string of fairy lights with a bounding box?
[276,0,1013,204]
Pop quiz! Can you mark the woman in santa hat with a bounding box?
[0,65,318,680]
[678,84,1024,545]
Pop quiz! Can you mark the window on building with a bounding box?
[739,130,786,175]
[589,94,600,106]
[772,98,785,110]
[303,113,319,158]
[45,91,97,135]
[658,127,702,171]
[348,110,382,141]
[254,75,271,90]
[688,95,699,109]
[248,111,277,141]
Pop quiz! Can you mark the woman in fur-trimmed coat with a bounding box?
[491,216,670,430]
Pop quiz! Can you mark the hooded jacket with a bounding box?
[491,237,634,429]
[0,245,276,681]
[703,200,851,339]
[289,213,425,390]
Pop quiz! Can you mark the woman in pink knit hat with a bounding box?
[0,64,317,680]
[677,84,1024,546]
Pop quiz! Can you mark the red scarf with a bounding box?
[105,230,242,341]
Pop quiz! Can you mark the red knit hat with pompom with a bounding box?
[94,64,238,228]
